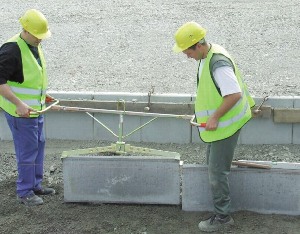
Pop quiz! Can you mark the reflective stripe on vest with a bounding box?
[195,96,243,118]
[10,86,46,96]
[197,101,249,132]
[3,97,45,106]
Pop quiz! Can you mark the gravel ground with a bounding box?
[1,0,299,96]
[1,0,300,233]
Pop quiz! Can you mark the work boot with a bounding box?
[198,214,234,232]
[34,187,56,196]
[18,193,43,206]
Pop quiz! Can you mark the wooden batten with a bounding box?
[273,108,300,123]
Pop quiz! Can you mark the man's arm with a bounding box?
[205,92,242,131]
[206,64,242,131]
[0,84,33,117]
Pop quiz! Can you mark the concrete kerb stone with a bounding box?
[182,164,300,215]
[63,155,181,204]
[93,92,149,102]
[292,97,300,144]
[240,96,294,144]
[44,111,94,140]
[48,90,94,100]
[141,116,191,144]
[61,151,300,215]
[149,93,193,103]
[0,112,12,140]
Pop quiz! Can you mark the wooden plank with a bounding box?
[232,161,271,169]
[274,108,300,123]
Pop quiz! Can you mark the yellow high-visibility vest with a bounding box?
[195,44,255,142]
[0,34,48,117]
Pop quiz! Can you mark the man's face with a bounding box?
[183,44,203,61]
[25,31,42,47]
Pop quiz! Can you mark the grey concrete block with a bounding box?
[191,126,205,144]
[150,93,193,103]
[182,165,213,211]
[141,117,191,143]
[293,97,300,108]
[93,92,148,102]
[44,112,94,140]
[241,96,293,144]
[265,96,294,108]
[182,165,300,215]
[0,112,12,140]
[63,156,181,204]
[48,91,94,100]
[240,118,292,144]
[292,97,300,144]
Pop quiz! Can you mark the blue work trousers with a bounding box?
[5,112,45,197]
[206,130,240,215]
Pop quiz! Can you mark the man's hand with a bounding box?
[15,102,34,118]
[0,84,36,118]
[205,92,242,131]
[205,115,219,131]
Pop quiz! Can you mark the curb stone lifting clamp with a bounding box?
[144,86,155,112]
[252,96,269,115]
[44,98,191,156]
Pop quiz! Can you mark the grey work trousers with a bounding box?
[206,130,240,215]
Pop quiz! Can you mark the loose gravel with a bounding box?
[1,1,300,233]
[1,0,299,96]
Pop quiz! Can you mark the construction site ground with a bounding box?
[0,140,299,234]
[1,0,300,233]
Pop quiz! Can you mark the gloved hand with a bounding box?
[45,94,55,103]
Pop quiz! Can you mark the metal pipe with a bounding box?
[51,105,193,120]
[85,112,118,138]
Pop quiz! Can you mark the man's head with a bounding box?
[173,22,208,60]
[19,9,51,46]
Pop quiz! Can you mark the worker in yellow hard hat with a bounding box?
[173,22,255,232]
[0,9,56,206]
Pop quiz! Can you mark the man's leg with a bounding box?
[5,112,40,197]
[199,130,240,232]
[34,115,45,191]
[208,130,240,215]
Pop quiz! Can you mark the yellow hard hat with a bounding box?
[173,22,206,53]
[19,9,51,39]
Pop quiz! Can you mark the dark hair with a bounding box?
[188,38,207,50]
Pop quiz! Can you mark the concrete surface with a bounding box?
[63,155,181,204]
[182,165,300,215]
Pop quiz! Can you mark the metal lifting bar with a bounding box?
[35,99,192,155]
[34,98,274,168]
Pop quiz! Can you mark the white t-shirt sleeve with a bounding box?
[213,66,241,97]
